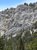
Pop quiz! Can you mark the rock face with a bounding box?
[0,5,37,37]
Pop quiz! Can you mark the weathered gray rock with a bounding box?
[0,5,37,37]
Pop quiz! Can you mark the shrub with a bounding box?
[24,3,28,6]
[29,3,35,7]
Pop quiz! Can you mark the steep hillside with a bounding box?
[0,4,37,37]
[0,3,37,50]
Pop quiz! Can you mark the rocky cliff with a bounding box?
[0,4,37,37]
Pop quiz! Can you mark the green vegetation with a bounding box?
[29,3,35,7]
[0,37,4,50]
[24,3,28,6]
[0,31,37,50]
[24,2,36,8]
[25,32,37,50]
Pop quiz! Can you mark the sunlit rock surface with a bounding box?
[0,5,37,37]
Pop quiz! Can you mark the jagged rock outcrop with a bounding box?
[0,4,37,37]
